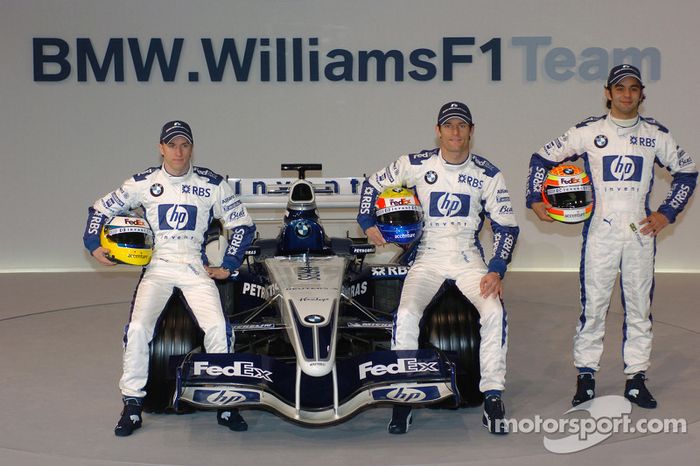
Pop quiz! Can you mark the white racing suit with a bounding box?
[83,164,255,398]
[358,150,519,392]
[526,114,697,375]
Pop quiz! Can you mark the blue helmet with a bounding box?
[375,188,423,245]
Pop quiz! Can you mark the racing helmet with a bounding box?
[375,187,423,244]
[541,165,594,223]
[99,216,154,266]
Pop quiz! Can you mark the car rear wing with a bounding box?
[226,176,363,210]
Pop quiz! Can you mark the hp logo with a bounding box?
[611,156,636,181]
[206,390,246,405]
[386,387,427,402]
[428,192,470,218]
[166,205,190,229]
[603,155,643,182]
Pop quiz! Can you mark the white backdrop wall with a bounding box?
[1,0,698,272]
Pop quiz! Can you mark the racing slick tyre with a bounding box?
[143,290,204,413]
[420,285,483,407]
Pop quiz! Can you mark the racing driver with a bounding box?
[526,64,697,408]
[358,101,519,434]
[83,120,256,436]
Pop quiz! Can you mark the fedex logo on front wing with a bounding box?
[193,361,273,382]
[429,192,470,217]
[359,358,439,380]
[602,155,643,182]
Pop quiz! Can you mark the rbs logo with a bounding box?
[429,192,470,218]
[158,204,197,230]
[603,155,643,182]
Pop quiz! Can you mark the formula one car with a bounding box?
[143,164,483,425]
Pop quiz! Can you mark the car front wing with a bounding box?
[175,349,458,426]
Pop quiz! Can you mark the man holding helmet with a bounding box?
[357,101,519,434]
[83,120,256,436]
[526,64,698,408]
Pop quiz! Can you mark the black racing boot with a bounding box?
[482,395,508,435]
[624,373,657,409]
[114,397,143,437]
[572,373,595,406]
[387,406,413,434]
[217,409,249,431]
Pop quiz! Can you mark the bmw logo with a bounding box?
[424,171,438,184]
[295,221,310,238]
[594,134,608,148]
[150,183,163,197]
[563,167,574,175]
[304,315,324,324]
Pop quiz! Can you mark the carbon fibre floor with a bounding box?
[0,271,697,466]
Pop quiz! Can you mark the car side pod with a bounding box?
[174,349,458,426]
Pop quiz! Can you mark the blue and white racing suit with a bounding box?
[526,114,697,375]
[83,164,255,398]
[358,149,519,392]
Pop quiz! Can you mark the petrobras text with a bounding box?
[193,360,273,382]
[33,36,660,83]
[359,358,439,380]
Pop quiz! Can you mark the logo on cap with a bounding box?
[606,64,643,87]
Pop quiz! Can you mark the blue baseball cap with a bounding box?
[160,120,193,144]
[606,64,644,88]
[437,101,473,126]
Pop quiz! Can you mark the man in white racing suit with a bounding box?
[357,102,519,434]
[83,121,256,435]
[526,65,697,409]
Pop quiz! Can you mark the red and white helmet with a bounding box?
[541,165,594,223]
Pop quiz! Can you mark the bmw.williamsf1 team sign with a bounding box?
[33,36,661,83]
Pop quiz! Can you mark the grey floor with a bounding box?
[0,271,697,466]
